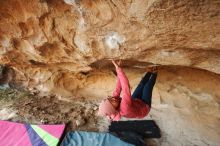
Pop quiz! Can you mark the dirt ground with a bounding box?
[0,87,109,134]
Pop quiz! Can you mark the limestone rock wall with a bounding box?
[0,0,219,100]
[0,0,219,91]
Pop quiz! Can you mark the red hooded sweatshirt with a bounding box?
[109,67,150,121]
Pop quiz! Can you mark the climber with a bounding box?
[98,60,158,121]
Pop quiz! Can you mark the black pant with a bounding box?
[131,72,157,107]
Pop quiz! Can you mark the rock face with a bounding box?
[0,0,220,145]
[0,0,219,95]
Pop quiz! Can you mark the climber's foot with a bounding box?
[152,66,158,73]
[147,64,159,73]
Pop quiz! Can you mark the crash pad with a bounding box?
[0,120,65,146]
[60,131,134,146]
[109,120,161,137]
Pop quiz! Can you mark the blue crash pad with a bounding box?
[61,131,134,146]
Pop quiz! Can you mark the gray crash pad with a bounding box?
[61,131,134,146]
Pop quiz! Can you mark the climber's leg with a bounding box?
[141,73,157,108]
[132,72,152,99]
